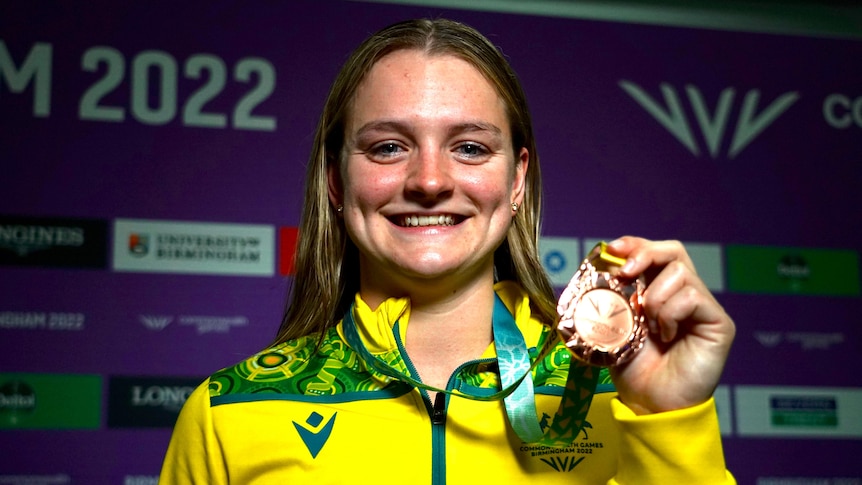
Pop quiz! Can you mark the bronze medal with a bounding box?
[557,242,646,367]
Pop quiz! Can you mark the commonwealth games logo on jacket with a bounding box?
[524,418,607,472]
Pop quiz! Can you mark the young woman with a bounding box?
[160,18,735,484]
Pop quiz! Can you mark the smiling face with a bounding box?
[331,49,528,304]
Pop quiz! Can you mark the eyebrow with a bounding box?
[353,120,504,139]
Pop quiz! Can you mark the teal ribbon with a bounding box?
[491,295,544,442]
[341,294,597,445]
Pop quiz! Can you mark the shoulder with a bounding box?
[207,328,396,400]
[207,334,315,397]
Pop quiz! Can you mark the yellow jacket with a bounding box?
[160,281,734,484]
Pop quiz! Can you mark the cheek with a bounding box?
[465,171,515,205]
[343,167,402,206]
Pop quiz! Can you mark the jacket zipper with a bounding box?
[430,391,447,485]
[391,324,450,484]
[431,392,446,425]
[393,324,501,484]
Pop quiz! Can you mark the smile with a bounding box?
[398,214,456,227]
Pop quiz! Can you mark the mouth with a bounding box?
[395,214,459,227]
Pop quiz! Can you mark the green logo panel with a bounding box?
[726,245,860,296]
[0,373,102,429]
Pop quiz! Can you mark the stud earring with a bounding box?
[336,204,343,213]
[511,202,519,212]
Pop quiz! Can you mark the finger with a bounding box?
[641,260,688,341]
[645,264,730,344]
[607,237,696,279]
[642,261,709,338]
[654,286,706,342]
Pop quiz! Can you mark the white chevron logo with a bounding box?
[620,80,799,159]
[139,315,173,331]
[754,331,783,348]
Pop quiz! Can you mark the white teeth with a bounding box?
[401,215,455,227]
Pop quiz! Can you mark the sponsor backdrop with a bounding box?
[1,0,860,483]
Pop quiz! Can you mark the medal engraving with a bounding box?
[557,243,646,367]
[573,289,634,348]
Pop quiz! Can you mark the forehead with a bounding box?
[347,49,506,125]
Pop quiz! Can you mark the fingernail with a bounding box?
[621,259,635,273]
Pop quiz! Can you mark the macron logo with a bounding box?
[620,80,799,159]
[293,411,337,459]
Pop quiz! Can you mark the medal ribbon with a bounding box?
[342,294,599,446]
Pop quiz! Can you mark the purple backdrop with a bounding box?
[1,1,860,483]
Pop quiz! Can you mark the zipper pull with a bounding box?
[431,392,446,425]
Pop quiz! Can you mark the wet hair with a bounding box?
[273,18,555,345]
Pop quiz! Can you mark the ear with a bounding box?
[327,161,343,209]
[511,147,529,207]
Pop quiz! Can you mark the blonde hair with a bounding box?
[273,18,555,345]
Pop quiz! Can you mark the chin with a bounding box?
[399,255,488,281]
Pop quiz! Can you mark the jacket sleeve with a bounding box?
[607,397,736,485]
[158,379,228,485]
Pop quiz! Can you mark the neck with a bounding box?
[357,259,500,388]
[407,301,496,389]
[371,275,498,390]
[406,281,495,339]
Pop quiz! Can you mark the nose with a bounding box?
[404,148,455,204]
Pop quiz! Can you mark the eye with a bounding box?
[454,142,489,159]
[368,142,406,160]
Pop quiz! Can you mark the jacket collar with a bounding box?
[337,280,549,359]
